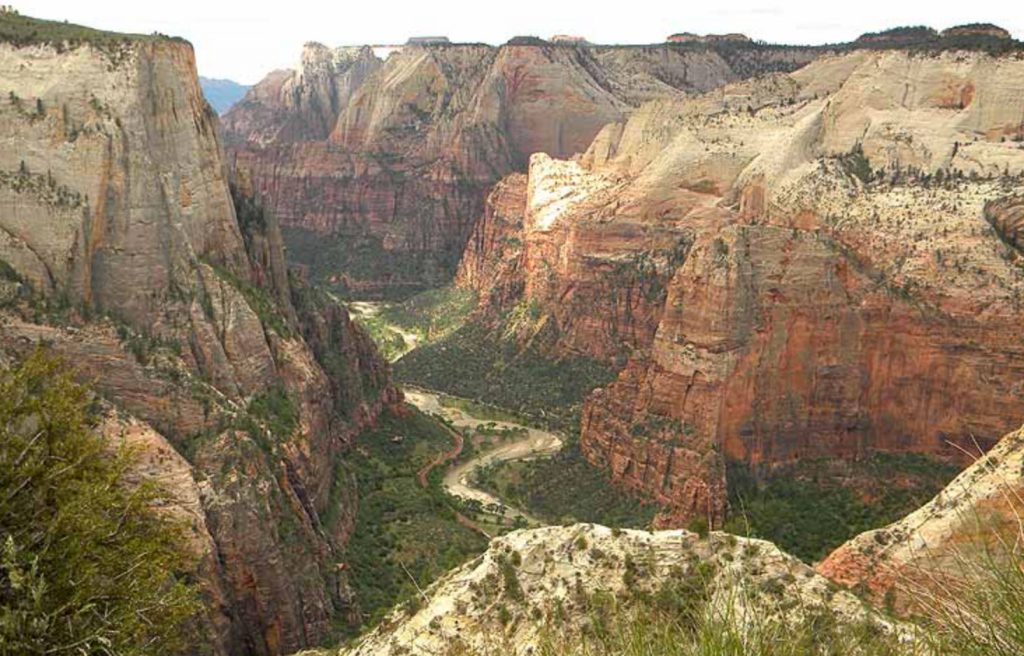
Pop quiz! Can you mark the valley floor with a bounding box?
[406,388,562,526]
[335,285,966,647]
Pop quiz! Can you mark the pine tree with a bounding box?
[0,349,200,655]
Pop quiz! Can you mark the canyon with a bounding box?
[456,44,1024,526]
[323,418,1024,656]
[0,14,399,656]
[223,39,824,297]
[224,22,1024,531]
[5,8,1024,656]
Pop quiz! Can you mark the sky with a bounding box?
[13,0,1024,85]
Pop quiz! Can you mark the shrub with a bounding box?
[0,349,199,654]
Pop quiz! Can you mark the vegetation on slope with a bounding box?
[473,445,656,529]
[283,227,460,301]
[533,546,1024,656]
[349,286,476,361]
[338,406,488,633]
[0,349,199,654]
[394,321,617,434]
[0,9,184,51]
[724,454,960,562]
[529,596,907,656]
[376,286,476,342]
[449,537,1024,656]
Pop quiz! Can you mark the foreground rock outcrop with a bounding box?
[0,16,399,655]
[818,424,1024,613]
[225,40,824,296]
[338,523,897,655]
[457,46,1024,525]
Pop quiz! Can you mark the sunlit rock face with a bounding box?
[0,32,399,655]
[457,48,1024,525]
[224,41,823,295]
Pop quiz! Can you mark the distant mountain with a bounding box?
[199,76,250,114]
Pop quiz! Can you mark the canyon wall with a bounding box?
[0,24,398,655]
[457,48,1024,525]
[225,41,823,297]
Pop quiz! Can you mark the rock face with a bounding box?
[817,424,1024,613]
[457,48,1024,525]
[0,20,399,656]
[985,193,1024,252]
[338,523,898,656]
[455,173,528,313]
[224,41,823,296]
[223,43,381,145]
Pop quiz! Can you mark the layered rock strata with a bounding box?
[225,41,824,295]
[457,48,1024,525]
[0,21,399,656]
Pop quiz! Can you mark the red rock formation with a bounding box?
[456,173,528,313]
[458,49,1024,525]
[225,41,823,296]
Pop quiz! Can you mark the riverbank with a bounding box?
[405,388,563,526]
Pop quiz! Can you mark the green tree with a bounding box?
[0,349,199,655]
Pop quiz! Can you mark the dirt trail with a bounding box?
[412,413,491,538]
[417,425,463,488]
[405,389,563,524]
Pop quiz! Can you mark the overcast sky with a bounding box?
[13,0,1024,84]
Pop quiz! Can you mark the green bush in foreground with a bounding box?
[0,350,199,655]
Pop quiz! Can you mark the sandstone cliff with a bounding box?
[225,41,823,297]
[457,48,1024,525]
[0,16,399,655]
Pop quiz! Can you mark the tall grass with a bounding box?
[532,588,915,656]
[901,469,1024,655]
[922,544,1024,656]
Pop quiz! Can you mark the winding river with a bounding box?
[404,389,563,524]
